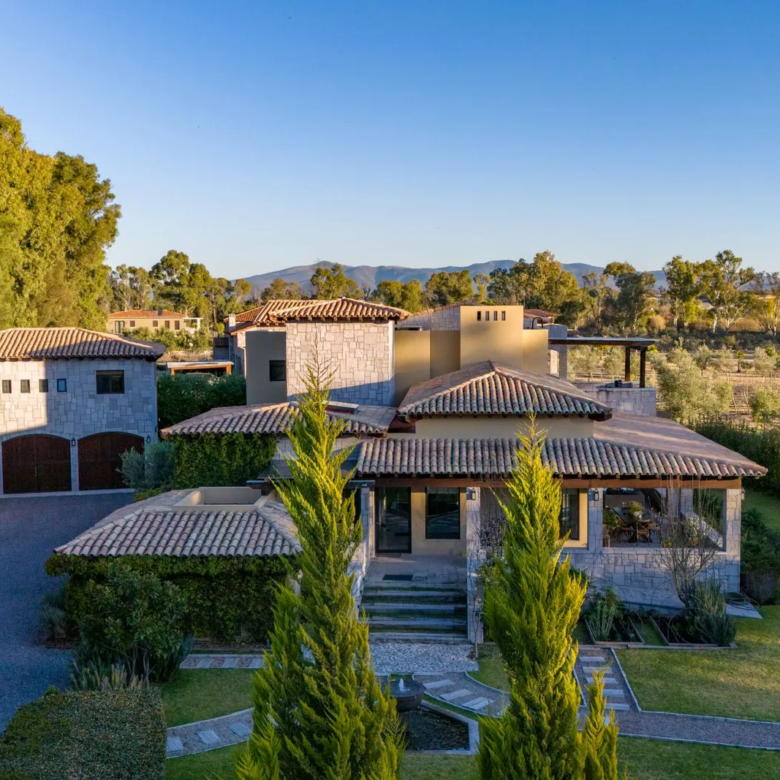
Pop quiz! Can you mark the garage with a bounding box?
[78,432,144,491]
[1,435,72,494]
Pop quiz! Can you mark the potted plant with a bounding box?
[627,501,644,523]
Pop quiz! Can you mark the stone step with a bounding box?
[603,689,624,699]
[579,655,607,664]
[363,602,465,614]
[368,616,467,630]
[369,631,469,644]
[441,689,472,702]
[462,697,491,711]
[363,583,465,594]
[605,702,631,712]
[423,678,455,690]
[585,676,618,687]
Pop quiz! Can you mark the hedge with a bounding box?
[0,689,165,780]
[157,373,246,428]
[46,554,293,643]
[694,417,780,495]
[172,433,277,488]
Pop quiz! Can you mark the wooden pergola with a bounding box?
[548,336,657,388]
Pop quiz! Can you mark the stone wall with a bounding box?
[399,305,461,331]
[285,322,395,406]
[576,383,657,417]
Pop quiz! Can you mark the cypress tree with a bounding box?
[235,365,402,780]
[478,422,621,780]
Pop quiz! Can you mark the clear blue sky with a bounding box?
[3,1,779,278]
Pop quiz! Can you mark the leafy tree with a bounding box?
[487,262,526,304]
[752,272,780,336]
[604,262,656,333]
[424,269,475,306]
[753,347,777,378]
[655,347,732,424]
[373,279,427,312]
[310,262,362,299]
[473,273,490,303]
[261,278,304,301]
[699,250,756,332]
[662,256,702,331]
[749,386,780,425]
[236,366,402,780]
[478,422,620,780]
[581,272,609,331]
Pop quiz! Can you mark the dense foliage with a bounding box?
[741,509,780,604]
[478,423,619,780]
[157,373,246,428]
[0,688,165,780]
[46,554,291,643]
[237,366,402,780]
[171,432,276,488]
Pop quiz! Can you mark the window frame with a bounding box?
[20,379,30,394]
[560,488,588,548]
[269,360,287,383]
[56,378,67,393]
[1,380,10,394]
[174,320,181,330]
[425,487,461,540]
[39,379,49,393]
[96,370,125,395]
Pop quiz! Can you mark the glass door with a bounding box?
[375,487,412,553]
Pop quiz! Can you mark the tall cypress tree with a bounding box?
[235,365,402,780]
[478,422,621,780]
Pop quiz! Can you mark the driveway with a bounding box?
[0,493,131,731]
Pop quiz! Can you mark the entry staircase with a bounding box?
[361,578,468,643]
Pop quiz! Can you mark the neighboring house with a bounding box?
[108,309,202,335]
[0,328,163,495]
[69,301,764,642]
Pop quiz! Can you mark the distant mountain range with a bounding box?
[243,260,666,293]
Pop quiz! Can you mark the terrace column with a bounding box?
[722,488,742,556]
[624,347,632,382]
[587,488,604,553]
[466,487,484,644]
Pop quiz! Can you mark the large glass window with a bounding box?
[560,489,581,541]
[375,487,411,552]
[426,488,461,540]
[96,370,125,395]
[269,360,287,382]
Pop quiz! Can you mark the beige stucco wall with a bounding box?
[409,488,467,555]
[459,306,525,369]
[410,416,595,439]
[522,329,549,374]
[430,331,460,377]
[246,330,287,405]
[394,330,431,405]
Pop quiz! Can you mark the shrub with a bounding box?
[748,386,780,424]
[172,432,276,488]
[752,347,777,377]
[587,589,622,641]
[741,508,780,604]
[157,372,246,428]
[46,554,291,643]
[0,689,165,780]
[39,589,67,644]
[120,440,175,491]
[75,564,190,683]
[687,579,736,646]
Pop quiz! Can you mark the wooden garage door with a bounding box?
[2,435,72,494]
[78,432,144,491]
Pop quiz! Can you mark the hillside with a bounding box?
[243,260,665,292]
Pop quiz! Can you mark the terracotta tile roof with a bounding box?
[161,402,397,438]
[398,361,611,420]
[0,328,165,361]
[356,435,766,480]
[108,310,186,319]
[54,495,300,558]
[230,298,409,329]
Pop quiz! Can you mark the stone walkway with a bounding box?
[167,709,253,757]
[574,646,638,713]
[417,672,508,717]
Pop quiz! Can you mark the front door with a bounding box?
[375,487,412,553]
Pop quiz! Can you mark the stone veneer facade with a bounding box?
[577,383,658,417]
[285,321,395,406]
[0,358,158,493]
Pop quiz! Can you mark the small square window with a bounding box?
[152,320,159,328]
[129,320,136,327]
[1,380,10,394]
[174,320,181,330]
[20,379,30,393]
[269,360,286,382]
[57,379,67,392]
[39,379,49,393]
[165,320,171,329]
[96,370,124,394]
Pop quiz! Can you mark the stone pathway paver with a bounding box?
[575,646,636,712]
[417,672,509,717]
[180,653,265,670]
[167,708,253,757]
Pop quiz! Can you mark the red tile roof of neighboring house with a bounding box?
[398,361,611,420]
[161,402,396,438]
[229,298,409,331]
[0,328,165,361]
[108,310,187,319]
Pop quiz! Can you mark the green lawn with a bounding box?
[165,739,780,780]
[471,644,509,691]
[743,489,780,532]
[161,669,256,727]
[616,607,780,721]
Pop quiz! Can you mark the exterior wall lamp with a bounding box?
[588,488,600,502]
[466,488,477,500]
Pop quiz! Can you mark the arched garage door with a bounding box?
[78,432,144,491]
[2,435,72,494]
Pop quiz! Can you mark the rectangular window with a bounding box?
[113,321,124,334]
[493,311,498,321]
[174,320,181,330]
[57,378,67,392]
[477,311,481,321]
[20,379,30,393]
[39,379,49,393]
[165,320,171,329]
[96,370,125,394]
[129,320,136,328]
[484,311,490,323]
[152,320,159,328]
[376,487,412,552]
[560,489,581,541]
[269,360,286,382]
[501,311,506,321]
[1,380,10,394]
[426,488,461,540]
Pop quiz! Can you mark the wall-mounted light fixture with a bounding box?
[588,488,600,502]
[466,487,477,501]
[70,438,76,447]
[146,435,152,443]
